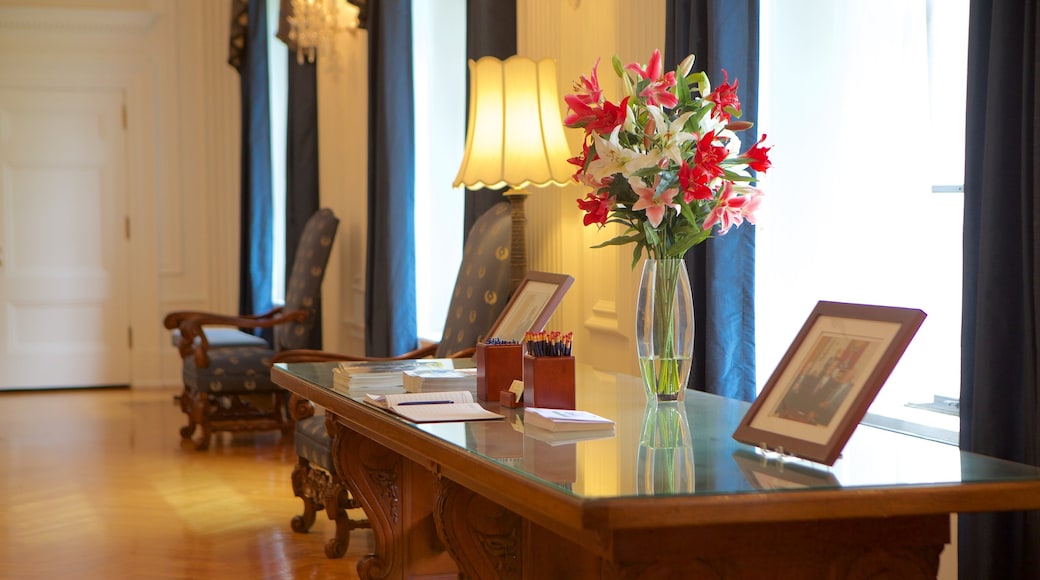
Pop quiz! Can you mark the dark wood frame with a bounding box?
[485,271,574,342]
[733,301,926,465]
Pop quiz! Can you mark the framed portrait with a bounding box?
[732,301,926,466]
[485,272,574,343]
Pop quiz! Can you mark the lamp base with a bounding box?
[504,189,528,296]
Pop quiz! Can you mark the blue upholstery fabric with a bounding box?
[170,327,268,349]
[295,415,334,474]
[182,346,276,394]
[275,209,340,350]
[435,201,512,357]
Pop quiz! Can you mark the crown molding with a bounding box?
[0,7,158,33]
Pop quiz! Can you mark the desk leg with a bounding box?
[335,424,456,580]
[434,478,522,580]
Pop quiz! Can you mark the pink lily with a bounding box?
[703,182,763,234]
[625,49,679,109]
[629,175,679,228]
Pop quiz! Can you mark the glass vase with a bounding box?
[637,402,695,495]
[635,258,695,403]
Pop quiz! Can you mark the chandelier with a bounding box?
[287,0,359,64]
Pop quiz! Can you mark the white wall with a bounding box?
[0,0,239,389]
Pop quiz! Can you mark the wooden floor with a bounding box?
[0,386,373,579]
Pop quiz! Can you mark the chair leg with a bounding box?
[178,386,197,442]
[290,457,322,533]
[179,388,212,451]
[277,391,295,437]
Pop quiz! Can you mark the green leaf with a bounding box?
[722,169,755,183]
[630,244,645,270]
[670,229,712,257]
[591,234,642,249]
[612,55,625,79]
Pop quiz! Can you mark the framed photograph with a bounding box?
[485,272,574,343]
[733,301,926,466]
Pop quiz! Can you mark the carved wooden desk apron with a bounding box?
[272,362,1040,580]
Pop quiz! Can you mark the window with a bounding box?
[267,0,288,305]
[412,0,467,341]
[756,0,968,441]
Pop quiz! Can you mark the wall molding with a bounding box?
[0,7,158,32]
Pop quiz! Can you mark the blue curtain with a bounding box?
[461,0,516,239]
[665,0,758,402]
[364,0,417,356]
[286,57,323,348]
[959,1,1040,578]
[231,0,274,322]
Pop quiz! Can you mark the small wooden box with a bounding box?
[522,354,576,409]
[475,342,523,403]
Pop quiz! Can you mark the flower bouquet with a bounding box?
[564,49,771,401]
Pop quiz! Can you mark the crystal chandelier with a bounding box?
[287,0,359,64]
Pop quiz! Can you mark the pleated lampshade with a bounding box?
[453,56,572,191]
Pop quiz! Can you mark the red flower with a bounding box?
[625,49,679,109]
[586,97,629,135]
[564,59,605,128]
[742,134,772,172]
[679,161,709,202]
[707,70,741,123]
[577,192,612,227]
[572,58,603,105]
[568,140,591,173]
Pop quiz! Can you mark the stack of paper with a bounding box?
[363,390,503,423]
[332,359,455,392]
[402,368,478,393]
[522,408,616,432]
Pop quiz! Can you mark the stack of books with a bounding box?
[521,408,616,445]
[332,359,459,392]
[403,368,478,393]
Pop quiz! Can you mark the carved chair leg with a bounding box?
[191,391,212,451]
[290,458,322,533]
[277,392,295,437]
[178,386,197,441]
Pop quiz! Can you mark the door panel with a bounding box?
[0,88,129,389]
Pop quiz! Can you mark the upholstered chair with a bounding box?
[163,208,339,450]
[274,201,512,558]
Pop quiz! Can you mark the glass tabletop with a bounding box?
[276,361,1040,500]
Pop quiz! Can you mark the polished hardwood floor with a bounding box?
[0,386,372,579]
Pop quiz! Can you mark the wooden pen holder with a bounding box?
[522,354,576,409]
[475,342,523,403]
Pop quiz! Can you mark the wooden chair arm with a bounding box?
[180,308,308,367]
[271,342,440,365]
[163,307,282,330]
[288,393,315,421]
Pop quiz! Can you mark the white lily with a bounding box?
[587,126,661,182]
[647,105,696,166]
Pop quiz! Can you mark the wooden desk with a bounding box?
[272,362,1040,579]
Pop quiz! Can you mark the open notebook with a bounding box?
[363,390,503,423]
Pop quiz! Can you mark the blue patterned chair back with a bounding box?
[274,208,340,351]
[435,202,512,358]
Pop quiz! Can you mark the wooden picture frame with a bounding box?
[733,301,926,465]
[485,272,574,343]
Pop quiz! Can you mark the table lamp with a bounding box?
[453,56,573,294]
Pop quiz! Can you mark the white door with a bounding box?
[0,88,130,389]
